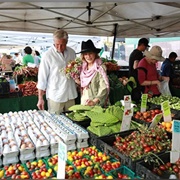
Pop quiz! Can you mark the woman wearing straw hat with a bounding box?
[76,39,109,107]
[137,45,169,97]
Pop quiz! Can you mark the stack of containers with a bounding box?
[30,110,62,155]
[9,112,35,163]
[55,114,89,148]
[39,111,77,151]
[19,111,50,159]
[0,114,19,165]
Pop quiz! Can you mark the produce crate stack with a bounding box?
[9,115,35,162]
[19,111,50,159]
[38,111,77,151]
[136,152,180,179]
[0,114,19,165]
[96,126,172,172]
[39,110,90,150]
[28,110,62,155]
[54,114,89,148]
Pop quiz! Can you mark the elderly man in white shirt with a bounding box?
[37,29,78,114]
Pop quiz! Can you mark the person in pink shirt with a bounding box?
[137,45,169,98]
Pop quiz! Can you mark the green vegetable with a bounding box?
[85,111,119,124]
[108,122,121,133]
[68,105,93,111]
[66,111,88,121]
[105,105,123,121]
[87,125,112,136]
[91,106,105,113]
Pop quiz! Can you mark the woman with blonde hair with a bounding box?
[76,39,109,107]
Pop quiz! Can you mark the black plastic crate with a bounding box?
[147,102,161,110]
[97,129,171,172]
[0,82,10,94]
[136,152,173,179]
[96,129,140,171]
[132,116,151,126]
[171,109,180,119]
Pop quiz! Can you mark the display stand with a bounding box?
[0,95,47,113]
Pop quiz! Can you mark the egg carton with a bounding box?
[32,115,42,129]
[1,125,19,158]
[54,115,89,140]
[3,149,19,159]
[55,114,74,125]
[3,155,19,166]
[76,141,89,149]
[76,138,89,143]
[50,142,77,155]
[50,143,58,155]
[37,111,77,144]
[20,151,35,163]
[27,127,50,152]
[15,132,35,156]
[66,143,76,151]
[36,149,50,159]
[44,117,77,143]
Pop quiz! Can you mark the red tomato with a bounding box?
[144,146,151,153]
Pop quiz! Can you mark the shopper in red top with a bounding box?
[137,45,169,97]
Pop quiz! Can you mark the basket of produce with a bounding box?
[13,66,38,84]
[136,152,180,179]
[101,58,120,71]
[132,109,163,126]
[97,126,172,171]
[148,95,180,111]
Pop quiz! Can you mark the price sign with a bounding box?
[120,108,133,132]
[149,113,163,129]
[57,141,67,179]
[161,101,172,122]
[171,120,180,163]
[140,94,148,112]
[124,95,131,109]
[173,120,180,133]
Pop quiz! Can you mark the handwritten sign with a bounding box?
[171,120,180,163]
[57,141,67,179]
[120,108,133,132]
[161,101,172,122]
[149,113,163,129]
[124,95,131,109]
[173,120,180,133]
[141,94,148,112]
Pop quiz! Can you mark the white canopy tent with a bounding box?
[0,1,179,38]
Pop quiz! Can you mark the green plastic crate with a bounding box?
[109,165,135,179]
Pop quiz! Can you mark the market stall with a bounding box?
[0,96,179,179]
[0,95,47,114]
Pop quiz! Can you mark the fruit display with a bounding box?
[101,58,121,71]
[133,109,162,123]
[0,163,30,179]
[113,126,171,161]
[47,154,58,173]
[136,152,180,179]
[152,158,180,178]
[18,81,38,96]
[160,121,173,132]
[148,95,180,110]
[26,159,54,179]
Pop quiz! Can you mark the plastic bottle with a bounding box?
[9,78,16,92]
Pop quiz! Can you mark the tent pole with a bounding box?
[111,23,118,59]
